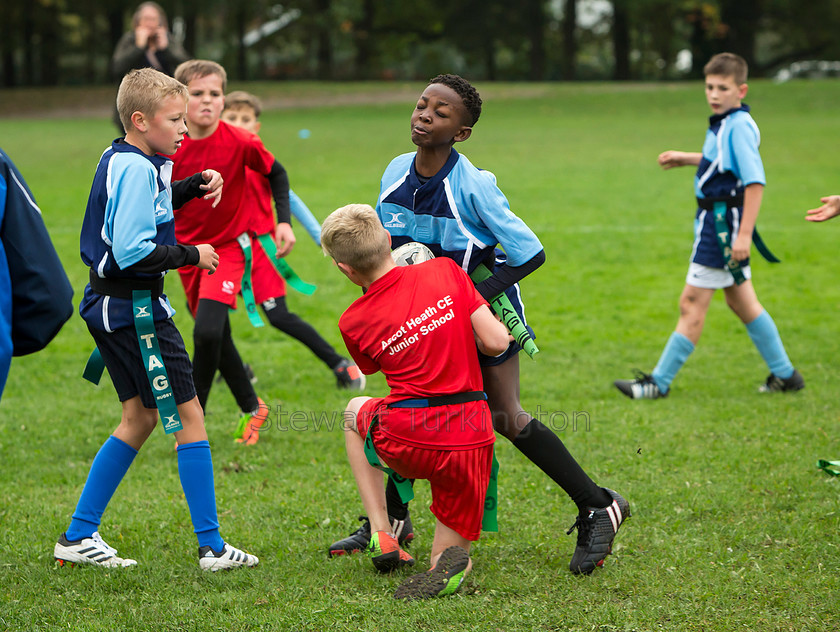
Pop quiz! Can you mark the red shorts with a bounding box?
[179,236,286,313]
[357,397,493,541]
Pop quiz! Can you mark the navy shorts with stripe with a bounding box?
[88,318,196,408]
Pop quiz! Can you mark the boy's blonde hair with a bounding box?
[174,59,227,91]
[116,67,187,133]
[224,90,262,117]
[704,53,748,85]
[321,204,391,274]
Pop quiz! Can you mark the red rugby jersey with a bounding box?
[340,257,493,449]
[171,120,274,246]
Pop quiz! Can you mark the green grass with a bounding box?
[2,79,840,631]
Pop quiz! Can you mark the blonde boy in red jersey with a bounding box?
[321,203,510,600]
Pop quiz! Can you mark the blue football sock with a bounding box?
[746,310,794,379]
[651,331,695,393]
[177,440,224,551]
[66,435,138,542]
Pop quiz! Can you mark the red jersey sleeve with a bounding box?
[239,127,274,176]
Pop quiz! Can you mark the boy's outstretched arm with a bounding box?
[805,195,840,222]
[471,305,511,357]
[658,151,702,170]
[732,183,763,261]
[126,242,218,274]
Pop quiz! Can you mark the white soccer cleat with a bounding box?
[198,543,259,571]
[54,531,138,568]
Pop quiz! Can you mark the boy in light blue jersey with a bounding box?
[54,68,259,571]
[329,74,630,576]
[615,53,803,399]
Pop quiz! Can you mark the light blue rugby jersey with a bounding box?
[79,140,177,331]
[376,149,543,274]
[690,105,765,268]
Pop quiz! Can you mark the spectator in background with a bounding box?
[110,2,190,131]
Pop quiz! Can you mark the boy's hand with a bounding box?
[153,27,168,50]
[274,222,296,258]
[200,169,223,208]
[135,26,153,49]
[658,151,685,169]
[731,233,751,261]
[196,244,219,272]
[805,195,840,222]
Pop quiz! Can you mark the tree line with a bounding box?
[3,0,840,87]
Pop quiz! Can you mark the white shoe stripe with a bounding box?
[606,502,620,532]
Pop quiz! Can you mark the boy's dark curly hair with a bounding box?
[428,74,482,127]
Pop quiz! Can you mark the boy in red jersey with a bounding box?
[220,90,364,393]
[321,203,510,600]
[171,61,363,444]
[170,60,283,438]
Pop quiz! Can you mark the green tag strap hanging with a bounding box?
[481,450,499,532]
[131,290,182,434]
[817,459,840,476]
[257,233,317,296]
[236,232,265,328]
[713,201,747,285]
[363,417,415,504]
[83,347,105,384]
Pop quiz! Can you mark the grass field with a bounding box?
[1,78,840,631]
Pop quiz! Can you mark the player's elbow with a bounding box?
[482,328,511,357]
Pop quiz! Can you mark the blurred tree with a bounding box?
[561,0,577,80]
[715,0,759,70]
[4,0,840,86]
[611,0,630,79]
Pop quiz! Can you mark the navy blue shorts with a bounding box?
[88,319,196,408]
[477,282,536,367]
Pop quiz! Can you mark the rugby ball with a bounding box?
[391,241,435,266]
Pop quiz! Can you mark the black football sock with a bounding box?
[217,330,259,413]
[512,419,612,510]
[192,300,229,410]
[193,299,258,412]
[385,476,413,520]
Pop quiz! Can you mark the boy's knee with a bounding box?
[127,408,159,434]
[345,396,370,416]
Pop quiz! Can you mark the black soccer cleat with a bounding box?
[328,513,414,557]
[567,488,631,575]
[614,371,667,400]
[758,368,804,393]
